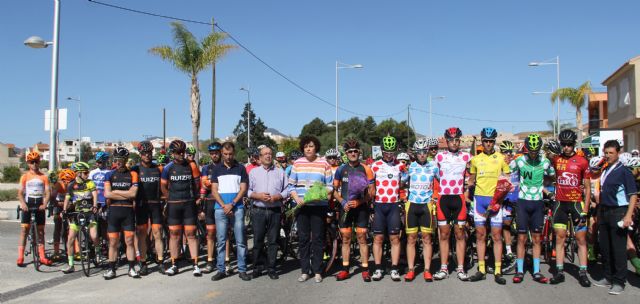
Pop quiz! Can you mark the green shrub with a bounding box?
[1,166,21,183]
[0,189,18,201]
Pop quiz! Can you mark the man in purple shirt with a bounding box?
[248,146,289,279]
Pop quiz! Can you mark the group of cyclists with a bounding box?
[15,126,640,292]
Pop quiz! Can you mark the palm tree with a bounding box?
[150,22,235,158]
[551,81,592,144]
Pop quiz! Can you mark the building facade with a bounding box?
[602,55,640,149]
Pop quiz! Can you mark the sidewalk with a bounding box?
[0,200,20,220]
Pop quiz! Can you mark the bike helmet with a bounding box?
[499,141,515,153]
[113,147,130,159]
[524,134,543,152]
[626,157,640,168]
[207,142,222,152]
[137,141,154,153]
[584,146,597,158]
[589,156,605,171]
[48,170,58,183]
[58,169,76,182]
[427,137,440,147]
[619,152,632,166]
[546,140,562,155]
[275,151,286,159]
[186,146,197,156]
[248,146,259,157]
[480,127,498,140]
[95,151,109,162]
[325,148,340,158]
[397,153,410,161]
[632,149,639,156]
[289,150,303,160]
[156,153,167,164]
[169,140,186,153]
[558,129,577,143]
[71,162,91,172]
[26,151,40,162]
[382,135,397,152]
[444,127,462,140]
[413,138,429,151]
[343,138,360,151]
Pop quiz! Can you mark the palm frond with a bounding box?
[170,21,203,74]
[199,32,236,69]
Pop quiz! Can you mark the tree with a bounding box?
[233,102,277,158]
[278,138,300,156]
[551,81,592,144]
[149,21,235,159]
[1,166,21,183]
[374,118,415,151]
[546,120,574,134]
[299,118,330,137]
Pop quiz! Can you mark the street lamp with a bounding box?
[66,97,81,161]
[336,61,364,150]
[24,0,61,172]
[429,94,446,137]
[240,87,251,148]
[529,56,560,139]
[532,89,556,137]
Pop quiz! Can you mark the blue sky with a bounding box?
[2,0,639,147]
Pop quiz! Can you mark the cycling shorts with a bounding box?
[148,202,164,226]
[135,202,149,227]
[502,199,515,221]
[20,198,45,226]
[473,195,503,228]
[205,199,216,226]
[436,194,467,226]
[405,202,433,234]
[107,205,135,233]
[338,204,369,229]
[69,212,97,232]
[167,200,196,227]
[552,201,586,232]
[515,199,544,233]
[372,202,402,235]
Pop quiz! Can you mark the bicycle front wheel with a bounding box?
[30,225,41,271]
[79,228,91,277]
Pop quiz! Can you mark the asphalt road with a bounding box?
[1,219,640,304]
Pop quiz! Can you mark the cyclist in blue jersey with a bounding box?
[89,151,111,246]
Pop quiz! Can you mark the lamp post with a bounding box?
[336,61,363,150]
[24,0,61,171]
[66,97,81,161]
[529,56,560,139]
[240,87,251,148]
[429,94,446,137]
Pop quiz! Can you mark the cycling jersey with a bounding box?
[371,159,405,203]
[469,151,510,196]
[552,154,590,202]
[509,155,555,201]
[104,169,139,206]
[434,150,471,195]
[334,163,374,203]
[407,161,439,204]
[132,163,162,203]
[66,179,96,210]
[89,167,111,206]
[20,171,49,200]
[161,160,201,202]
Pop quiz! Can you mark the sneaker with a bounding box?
[486,265,494,274]
[550,272,565,285]
[139,263,149,276]
[16,257,25,267]
[158,263,166,275]
[103,269,116,280]
[52,253,63,262]
[434,269,449,280]
[423,271,433,282]
[314,274,323,283]
[211,271,227,281]
[129,267,141,278]
[62,265,75,274]
[336,270,349,281]
[390,269,401,281]
[404,270,416,282]
[239,272,252,281]
[225,262,231,275]
[361,270,371,282]
[468,271,486,282]
[297,273,310,282]
[165,265,178,276]
[608,284,624,295]
[593,278,612,288]
[193,265,202,277]
[203,262,215,274]
[494,274,506,285]
[513,272,524,283]
[372,269,384,281]
[578,272,591,287]
[268,271,279,280]
[532,272,549,284]
[503,258,517,274]
[456,270,469,281]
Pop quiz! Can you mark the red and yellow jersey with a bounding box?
[20,171,49,199]
[552,154,590,202]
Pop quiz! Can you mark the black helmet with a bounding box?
[480,127,498,140]
[113,147,130,159]
[558,129,577,143]
[137,141,154,153]
[444,127,462,140]
[207,142,222,152]
[546,139,562,155]
[343,138,360,150]
[169,140,187,153]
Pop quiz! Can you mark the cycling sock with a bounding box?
[478,261,486,274]
[391,264,398,271]
[193,257,198,265]
[171,257,176,266]
[579,265,587,271]
[109,261,116,271]
[494,262,502,275]
[128,260,136,270]
[342,261,349,268]
[68,255,74,266]
[533,258,540,274]
[556,264,563,273]
[441,264,448,271]
[516,259,524,273]
[361,262,368,268]
[456,265,464,273]
[374,263,381,271]
[18,246,24,258]
[505,245,512,255]
[38,245,46,259]
[53,243,60,253]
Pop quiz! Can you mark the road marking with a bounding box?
[0,271,83,302]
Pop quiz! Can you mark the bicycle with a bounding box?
[16,204,43,271]
[66,210,99,276]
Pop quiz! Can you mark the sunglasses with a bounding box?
[446,138,460,142]
[326,156,338,160]
[346,149,359,154]
[28,161,39,164]
[482,140,496,143]
[429,147,438,151]
[560,142,575,147]
[415,150,428,155]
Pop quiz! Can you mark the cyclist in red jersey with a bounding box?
[549,129,592,287]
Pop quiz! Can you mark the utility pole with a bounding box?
[162,108,166,152]
[210,17,217,142]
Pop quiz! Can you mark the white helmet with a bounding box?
[622,156,640,168]
[397,153,410,161]
[632,149,640,156]
[413,138,429,151]
[589,156,605,171]
[427,137,439,147]
[325,148,340,158]
[619,152,632,166]
[275,151,286,158]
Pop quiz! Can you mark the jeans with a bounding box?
[597,206,629,286]
[297,205,327,275]
[215,208,247,273]
[252,207,282,271]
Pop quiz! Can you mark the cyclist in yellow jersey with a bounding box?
[467,128,510,284]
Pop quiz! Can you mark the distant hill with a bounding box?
[265,128,287,137]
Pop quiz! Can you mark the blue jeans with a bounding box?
[215,208,247,273]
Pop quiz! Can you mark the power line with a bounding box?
[87,0,402,118]
[409,106,574,123]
